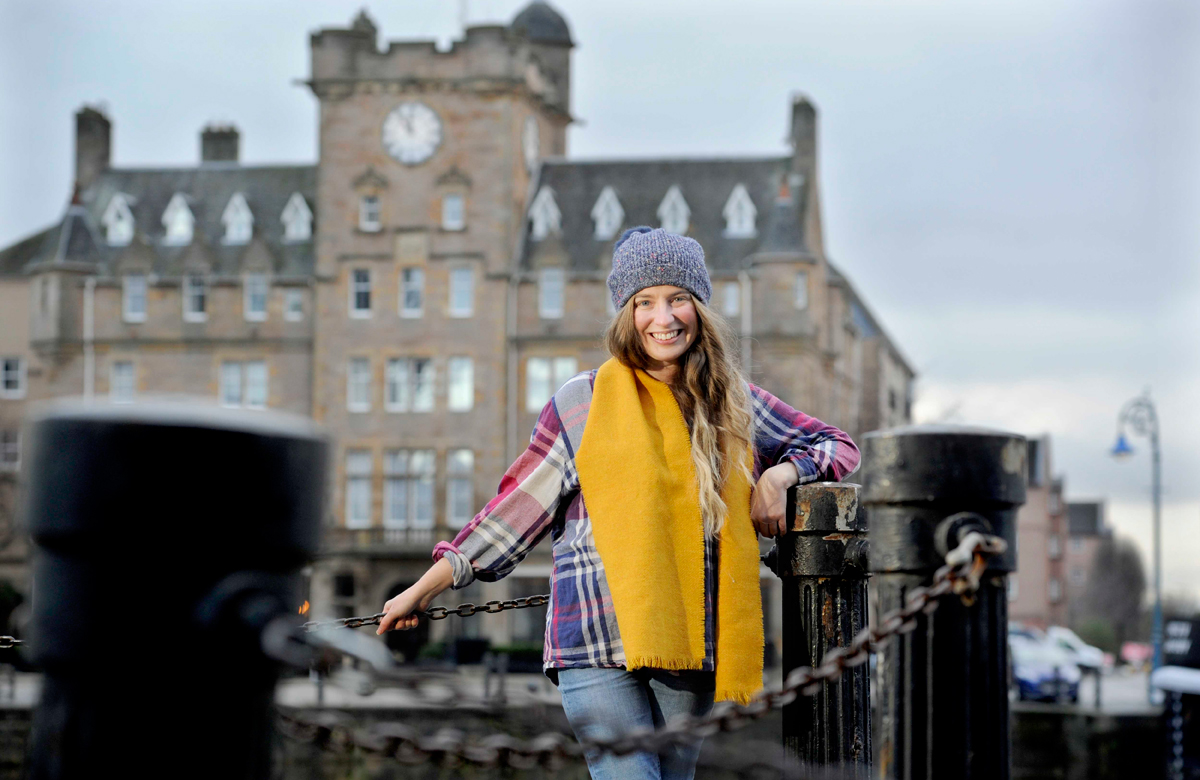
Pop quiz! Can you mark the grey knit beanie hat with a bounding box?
[607,226,712,310]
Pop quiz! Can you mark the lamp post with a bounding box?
[1111,391,1162,692]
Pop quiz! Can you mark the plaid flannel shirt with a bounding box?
[433,370,860,677]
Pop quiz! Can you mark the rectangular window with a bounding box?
[525,356,577,412]
[1048,534,1061,560]
[220,362,242,407]
[447,357,474,412]
[448,267,473,317]
[722,281,741,317]
[219,361,268,409]
[446,448,475,528]
[183,274,207,322]
[244,360,267,409]
[383,449,435,540]
[441,194,465,231]
[0,430,18,471]
[1048,578,1062,603]
[345,450,373,529]
[284,289,304,321]
[1070,567,1086,586]
[123,274,147,323]
[1070,538,1085,553]
[347,357,371,412]
[385,358,434,413]
[794,270,809,310]
[359,195,381,232]
[0,358,25,400]
[605,288,617,316]
[110,361,135,404]
[1006,576,1019,603]
[244,273,268,321]
[350,269,371,317]
[539,267,565,319]
[400,267,424,318]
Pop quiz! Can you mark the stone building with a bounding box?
[1064,500,1109,628]
[1008,436,1069,630]
[0,3,914,659]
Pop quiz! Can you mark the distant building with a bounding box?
[0,4,915,658]
[1008,436,1068,629]
[1065,500,1109,627]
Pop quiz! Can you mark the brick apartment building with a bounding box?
[1008,436,1069,630]
[1064,500,1109,627]
[0,4,914,659]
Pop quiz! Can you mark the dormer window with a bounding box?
[221,193,254,245]
[591,186,624,240]
[657,185,690,235]
[162,193,194,245]
[529,186,561,241]
[102,194,135,246]
[281,193,312,242]
[359,195,382,232]
[722,183,757,238]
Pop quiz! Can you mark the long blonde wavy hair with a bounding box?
[603,294,755,538]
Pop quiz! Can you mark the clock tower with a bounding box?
[307,6,573,619]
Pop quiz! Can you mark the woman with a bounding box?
[377,226,860,779]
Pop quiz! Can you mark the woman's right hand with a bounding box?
[375,556,455,635]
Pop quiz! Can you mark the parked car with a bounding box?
[1009,634,1081,703]
[1046,626,1106,672]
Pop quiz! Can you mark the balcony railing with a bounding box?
[323,526,439,554]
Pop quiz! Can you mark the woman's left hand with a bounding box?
[750,462,799,538]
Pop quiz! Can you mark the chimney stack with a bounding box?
[789,95,817,172]
[201,124,239,164]
[75,106,111,192]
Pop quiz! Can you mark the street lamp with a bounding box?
[1111,391,1162,693]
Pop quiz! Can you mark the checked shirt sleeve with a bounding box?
[749,384,861,484]
[432,397,573,589]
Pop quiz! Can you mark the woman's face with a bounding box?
[632,285,699,367]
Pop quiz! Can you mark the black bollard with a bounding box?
[779,481,871,773]
[25,402,327,779]
[863,424,1024,780]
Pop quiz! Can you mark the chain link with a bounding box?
[303,594,550,632]
[283,532,1007,769]
[0,637,20,650]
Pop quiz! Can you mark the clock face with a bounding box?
[382,102,443,165]
[523,116,540,173]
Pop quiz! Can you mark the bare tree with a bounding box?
[1077,536,1146,651]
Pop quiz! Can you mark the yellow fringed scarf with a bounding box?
[576,358,764,704]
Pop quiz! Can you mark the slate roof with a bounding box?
[510,2,573,46]
[0,164,316,279]
[521,157,811,274]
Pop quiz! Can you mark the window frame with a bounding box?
[182,273,208,323]
[243,273,269,322]
[399,267,424,318]
[243,360,268,410]
[110,360,135,404]
[448,266,474,318]
[441,193,465,232]
[123,273,147,323]
[347,357,372,413]
[349,268,372,319]
[344,449,373,530]
[0,357,26,400]
[358,195,382,233]
[794,270,810,311]
[446,448,475,529]
[447,356,474,412]
[0,430,19,472]
[284,289,304,321]
[721,280,741,317]
[538,267,565,319]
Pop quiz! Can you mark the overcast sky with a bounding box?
[3,1,1198,597]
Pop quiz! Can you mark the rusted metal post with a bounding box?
[25,403,327,779]
[863,425,1024,780]
[779,481,871,773]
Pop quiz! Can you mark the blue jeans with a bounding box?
[558,667,715,780]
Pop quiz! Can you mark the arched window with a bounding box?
[161,193,194,245]
[101,194,135,246]
[281,193,312,242]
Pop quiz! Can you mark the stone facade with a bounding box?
[0,4,914,660]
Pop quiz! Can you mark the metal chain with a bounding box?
[282,532,1007,769]
[302,594,550,632]
[0,637,19,649]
